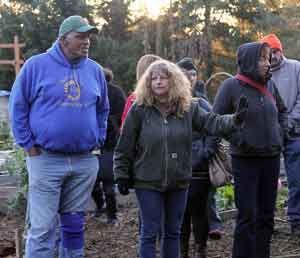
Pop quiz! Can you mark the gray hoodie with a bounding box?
[271,57,300,136]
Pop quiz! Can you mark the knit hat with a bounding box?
[58,15,98,38]
[177,57,197,71]
[260,34,283,52]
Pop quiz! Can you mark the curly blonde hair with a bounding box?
[134,60,192,115]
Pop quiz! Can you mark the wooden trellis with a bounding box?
[0,35,25,75]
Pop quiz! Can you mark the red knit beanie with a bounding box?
[260,34,283,52]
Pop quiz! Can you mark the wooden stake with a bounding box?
[15,228,22,258]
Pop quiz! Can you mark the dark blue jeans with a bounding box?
[283,139,300,229]
[232,156,280,258]
[208,188,222,231]
[135,188,188,258]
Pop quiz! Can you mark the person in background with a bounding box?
[213,42,288,258]
[9,15,109,258]
[92,68,126,224]
[121,54,161,126]
[177,57,207,99]
[177,57,224,242]
[114,59,248,258]
[260,34,300,236]
[177,57,219,258]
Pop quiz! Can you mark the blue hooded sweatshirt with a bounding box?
[9,41,109,153]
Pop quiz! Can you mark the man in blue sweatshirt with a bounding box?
[9,15,109,258]
[261,34,300,236]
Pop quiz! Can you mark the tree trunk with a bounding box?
[155,19,162,56]
[203,1,213,79]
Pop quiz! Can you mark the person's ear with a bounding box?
[60,36,68,47]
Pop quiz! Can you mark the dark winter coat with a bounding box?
[114,100,236,192]
[213,42,288,157]
[191,96,218,178]
[193,81,207,100]
[103,82,126,151]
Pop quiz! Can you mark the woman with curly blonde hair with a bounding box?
[114,59,248,258]
[134,60,192,115]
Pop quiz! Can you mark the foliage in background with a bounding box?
[5,147,27,215]
[216,182,289,212]
[217,184,235,211]
[1,0,300,93]
[0,121,13,150]
[276,186,288,210]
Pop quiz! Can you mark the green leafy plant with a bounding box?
[5,147,28,214]
[276,186,288,209]
[216,184,235,211]
[0,121,13,150]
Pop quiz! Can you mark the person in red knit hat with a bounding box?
[261,33,300,236]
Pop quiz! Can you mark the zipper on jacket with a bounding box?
[261,96,269,144]
[163,118,168,187]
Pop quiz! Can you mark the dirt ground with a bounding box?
[1,198,300,258]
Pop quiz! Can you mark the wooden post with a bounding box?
[0,35,25,76]
[15,228,22,258]
[14,35,21,75]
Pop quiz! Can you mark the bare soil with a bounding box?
[1,201,300,258]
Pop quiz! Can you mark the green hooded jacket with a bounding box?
[114,100,236,192]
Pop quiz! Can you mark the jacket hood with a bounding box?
[47,40,87,68]
[237,42,271,83]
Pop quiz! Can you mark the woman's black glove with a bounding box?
[117,179,130,195]
[234,95,248,127]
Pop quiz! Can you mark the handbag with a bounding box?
[209,142,232,187]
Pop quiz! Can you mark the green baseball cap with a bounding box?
[58,15,98,38]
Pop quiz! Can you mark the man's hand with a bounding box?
[27,146,41,157]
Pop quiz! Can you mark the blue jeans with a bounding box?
[284,139,300,228]
[232,156,280,258]
[135,188,188,258]
[208,188,222,231]
[25,151,98,258]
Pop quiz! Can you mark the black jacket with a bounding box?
[103,83,126,151]
[192,96,218,177]
[193,81,207,100]
[213,42,288,157]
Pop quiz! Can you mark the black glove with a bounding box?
[234,95,248,127]
[117,179,130,195]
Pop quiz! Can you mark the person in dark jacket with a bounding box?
[213,42,288,258]
[114,59,248,258]
[176,57,207,100]
[92,68,126,224]
[177,58,219,258]
[177,57,224,242]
